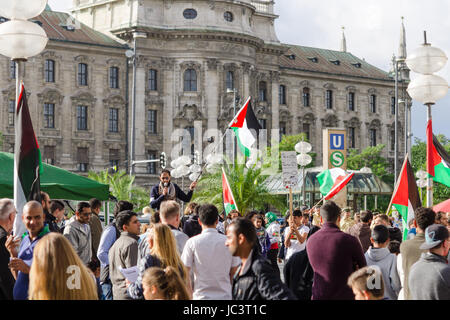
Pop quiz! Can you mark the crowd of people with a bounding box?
[0,169,449,301]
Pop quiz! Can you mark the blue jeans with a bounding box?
[101,279,113,300]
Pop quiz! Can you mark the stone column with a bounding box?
[206,58,219,131]
[134,56,147,169]
[161,58,176,157]
[242,62,251,100]
[270,71,280,133]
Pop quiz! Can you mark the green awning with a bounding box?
[0,152,110,201]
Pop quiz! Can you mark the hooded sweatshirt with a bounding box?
[365,247,401,300]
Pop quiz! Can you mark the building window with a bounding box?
[369,129,377,147]
[390,130,395,151]
[8,100,15,126]
[43,103,55,128]
[303,88,310,107]
[226,71,234,90]
[76,105,88,130]
[349,127,355,148]
[325,90,333,109]
[10,61,16,79]
[109,149,119,170]
[391,97,396,115]
[109,108,118,133]
[280,123,286,141]
[224,11,233,22]
[44,146,55,165]
[147,151,156,174]
[148,110,157,134]
[149,69,157,91]
[279,85,287,105]
[77,147,89,172]
[303,123,310,141]
[258,119,267,129]
[184,69,197,92]
[259,81,267,102]
[78,63,88,86]
[45,59,55,83]
[109,66,119,89]
[348,92,355,111]
[183,9,197,19]
[370,94,376,113]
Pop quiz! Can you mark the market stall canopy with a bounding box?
[264,170,393,196]
[0,152,109,200]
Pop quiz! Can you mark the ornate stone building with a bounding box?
[0,1,409,187]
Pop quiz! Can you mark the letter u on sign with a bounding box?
[330,134,344,150]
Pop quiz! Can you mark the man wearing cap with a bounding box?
[408,224,450,300]
[265,212,281,274]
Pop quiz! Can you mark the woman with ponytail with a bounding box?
[127,223,191,299]
[142,266,190,300]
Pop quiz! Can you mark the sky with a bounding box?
[48,0,450,141]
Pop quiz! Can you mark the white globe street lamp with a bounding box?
[295,140,312,206]
[0,0,47,20]
[406,31,448,207]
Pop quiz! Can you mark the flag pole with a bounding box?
[385,153,409,215]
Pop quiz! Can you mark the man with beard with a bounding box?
[150,170,197,210]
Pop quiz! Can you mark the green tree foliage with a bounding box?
[192,161,287,215]
[347,144,393,183]
[265,133,316,170]
[411,134,450,205]
[88,170,149,212]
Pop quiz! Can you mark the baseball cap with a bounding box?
[419,224,449,250]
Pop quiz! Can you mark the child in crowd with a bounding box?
[142,266,190,300]
[347,266,385,300]
[251,213,271,257]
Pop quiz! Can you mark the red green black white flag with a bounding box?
[13,83,43,236]
[228,97,262,157]
[427,119,450,188]
[222,167,238,216]
[390,155,421,240]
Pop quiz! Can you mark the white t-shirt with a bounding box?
[284,225,310,261]
[181,228,241,300]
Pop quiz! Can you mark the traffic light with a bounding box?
[159,152,167,169]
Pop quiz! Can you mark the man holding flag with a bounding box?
[13,84,42,239]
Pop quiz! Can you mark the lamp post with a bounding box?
[127,31,147,176]
[227,88,238,167]
[295,140,312,206]
[393,56,406,184]
[406,31,448,207]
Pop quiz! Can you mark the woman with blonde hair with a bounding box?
[127,223,191,299]
[142,266,190,300]
[28,233,98,300]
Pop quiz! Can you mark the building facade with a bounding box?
[0,1,409,187]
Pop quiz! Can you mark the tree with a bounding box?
[411,135,450,205]
[192,161,287,215]
[347,144,393,183]
[88,169,149,212]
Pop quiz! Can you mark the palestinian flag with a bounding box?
[317,168,354,200]
[13,83,43,237]
[222,167,238,216]
[427,119,450,187]
[228,97,261,157]
[390,155,421,240]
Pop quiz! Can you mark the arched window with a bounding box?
[259,81,267,102]
[184,69,197,92]
[226,71,234,90]
[302,87,310,107]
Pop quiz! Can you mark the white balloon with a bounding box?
[189,164,202,173]
[416,170,427,180]
[170,159,180,169]
[209,154,223,164]
[206,163,220,173]
[416,179,427,188]
[171,167,182,178]
[179,155,191,166]
[189,172,200,181]
[295,141,312,154]
[177,165,190,176]
[297,153,312,166]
